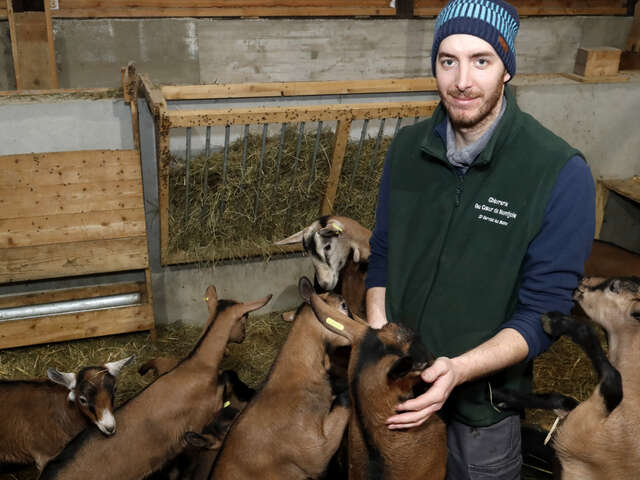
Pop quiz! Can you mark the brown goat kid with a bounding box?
[307,285,447,480]
[39,287,271,480]
[276,215,371,317]
[210,278,351,480]
[0,356,134,471]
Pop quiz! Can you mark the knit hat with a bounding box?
[431,0,520,78]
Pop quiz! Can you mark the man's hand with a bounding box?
[386,357,462,429]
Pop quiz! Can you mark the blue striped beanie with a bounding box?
[431,0,519,78]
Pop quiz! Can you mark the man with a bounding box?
[365,0,595,478]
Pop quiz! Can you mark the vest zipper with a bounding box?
[455,171,464,206]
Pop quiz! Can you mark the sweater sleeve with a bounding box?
[365,150,391,290]
[501,155,596,362]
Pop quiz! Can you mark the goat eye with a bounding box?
[324,244,331,252]
[79,396,88,406]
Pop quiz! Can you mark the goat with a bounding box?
[210,277,351,480]
[0,355,134,471]
[39,287,271,480]
[148,370,256,480]
[494,276,640,479]
[276,215,371,317]
[306,281,447,480]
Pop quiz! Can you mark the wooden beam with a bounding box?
[0,304,154,349]
[161,77,439,100]
[626,1,640,53]
[1,237,150,283]
[574,47,622,77]
[166,101,439,128]
[0,208,147,249]
[139,72,167,117]
[413,0,627,16]
[0,150,142,187]
[157,111,171,266]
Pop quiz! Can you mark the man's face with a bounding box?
[435,34,511,129]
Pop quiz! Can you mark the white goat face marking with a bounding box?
[96,408,116,435]
[308,229,351,291]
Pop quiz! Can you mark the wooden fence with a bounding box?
[0,0,630,19]
[138,73,440,265]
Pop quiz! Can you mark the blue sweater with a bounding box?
[366,120,595,362]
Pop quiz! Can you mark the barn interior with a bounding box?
[1,1,639,479]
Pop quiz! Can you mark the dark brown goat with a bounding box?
[39,287,271,480]
[210,278,351,480]
[307,286,447,480]
[276,215,371,317]
[0,355,134,471]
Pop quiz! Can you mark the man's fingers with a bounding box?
[421,357,449,383]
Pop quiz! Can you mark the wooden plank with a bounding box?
[161,77,439,100]
[595,180,610,240]
[574,47,621,77]
[0,150,142,187]
[0,208,147,249]
[0,237,150,283]
[6,0,21,89]
[157,112,171,266]
[560,72,629,83]
[0,281,146,308]
[413,0,626,16]
[44,0,58,89]
[139,72,167,117]
[0,304,154,349]
[0,180,144,219]
[167,100,439,128]
[12,11,55,89]
[602,177,640,203]
[0,87,118,97]
[320,119,351,216]
[52,7,393,17]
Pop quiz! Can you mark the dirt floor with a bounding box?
[0,309,598,480]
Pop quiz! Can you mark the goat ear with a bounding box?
[387,356,415,381]
[281,310,296,322]
[236,295,272,319]
[310,291,367,343]
[105,354,136,377]
[299,276,314,304]
[204,285,219,316]
[184,431,222,450]
[274,228,306,246]
[47,368,76,391]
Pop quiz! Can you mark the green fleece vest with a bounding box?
[386,86,580,427]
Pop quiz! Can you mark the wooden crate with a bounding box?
[574,47,622,77]
[0,147,155,348]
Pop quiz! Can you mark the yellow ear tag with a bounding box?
[329,222,343,233]
[326,317,344,331]
[204,297,209,301]
[223,401,231,408]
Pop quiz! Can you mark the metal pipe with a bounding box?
[0,293,141,323]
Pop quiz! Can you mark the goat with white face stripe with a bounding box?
[0,355,134,470]
[277,215,371,297]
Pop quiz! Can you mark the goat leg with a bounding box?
[491,388,579,414]
[541,312,623,413]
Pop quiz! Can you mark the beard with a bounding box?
[439,74,505,129]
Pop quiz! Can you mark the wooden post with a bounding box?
[7,0,58,90]
[320,119,352,216]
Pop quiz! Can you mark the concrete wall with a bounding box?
[0,16,634,91]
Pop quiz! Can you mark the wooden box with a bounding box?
[574,47,621,77]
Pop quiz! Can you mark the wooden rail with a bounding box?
[140,74,439,265]
[414,0,627,16]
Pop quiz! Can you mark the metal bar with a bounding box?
[200,126,211,220]
[185,127,192,221]
[274,122,286,188]
[286,122,305,217]
[254,123,269,218]
[0,293,141,323]
[393,117,403,139]
[350,119,368,186]
[241,124,249,175]
[220,124,230,213]
[369,118,386,170]
[309,120,323,187]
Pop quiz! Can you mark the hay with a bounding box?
[168,125,390,262]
